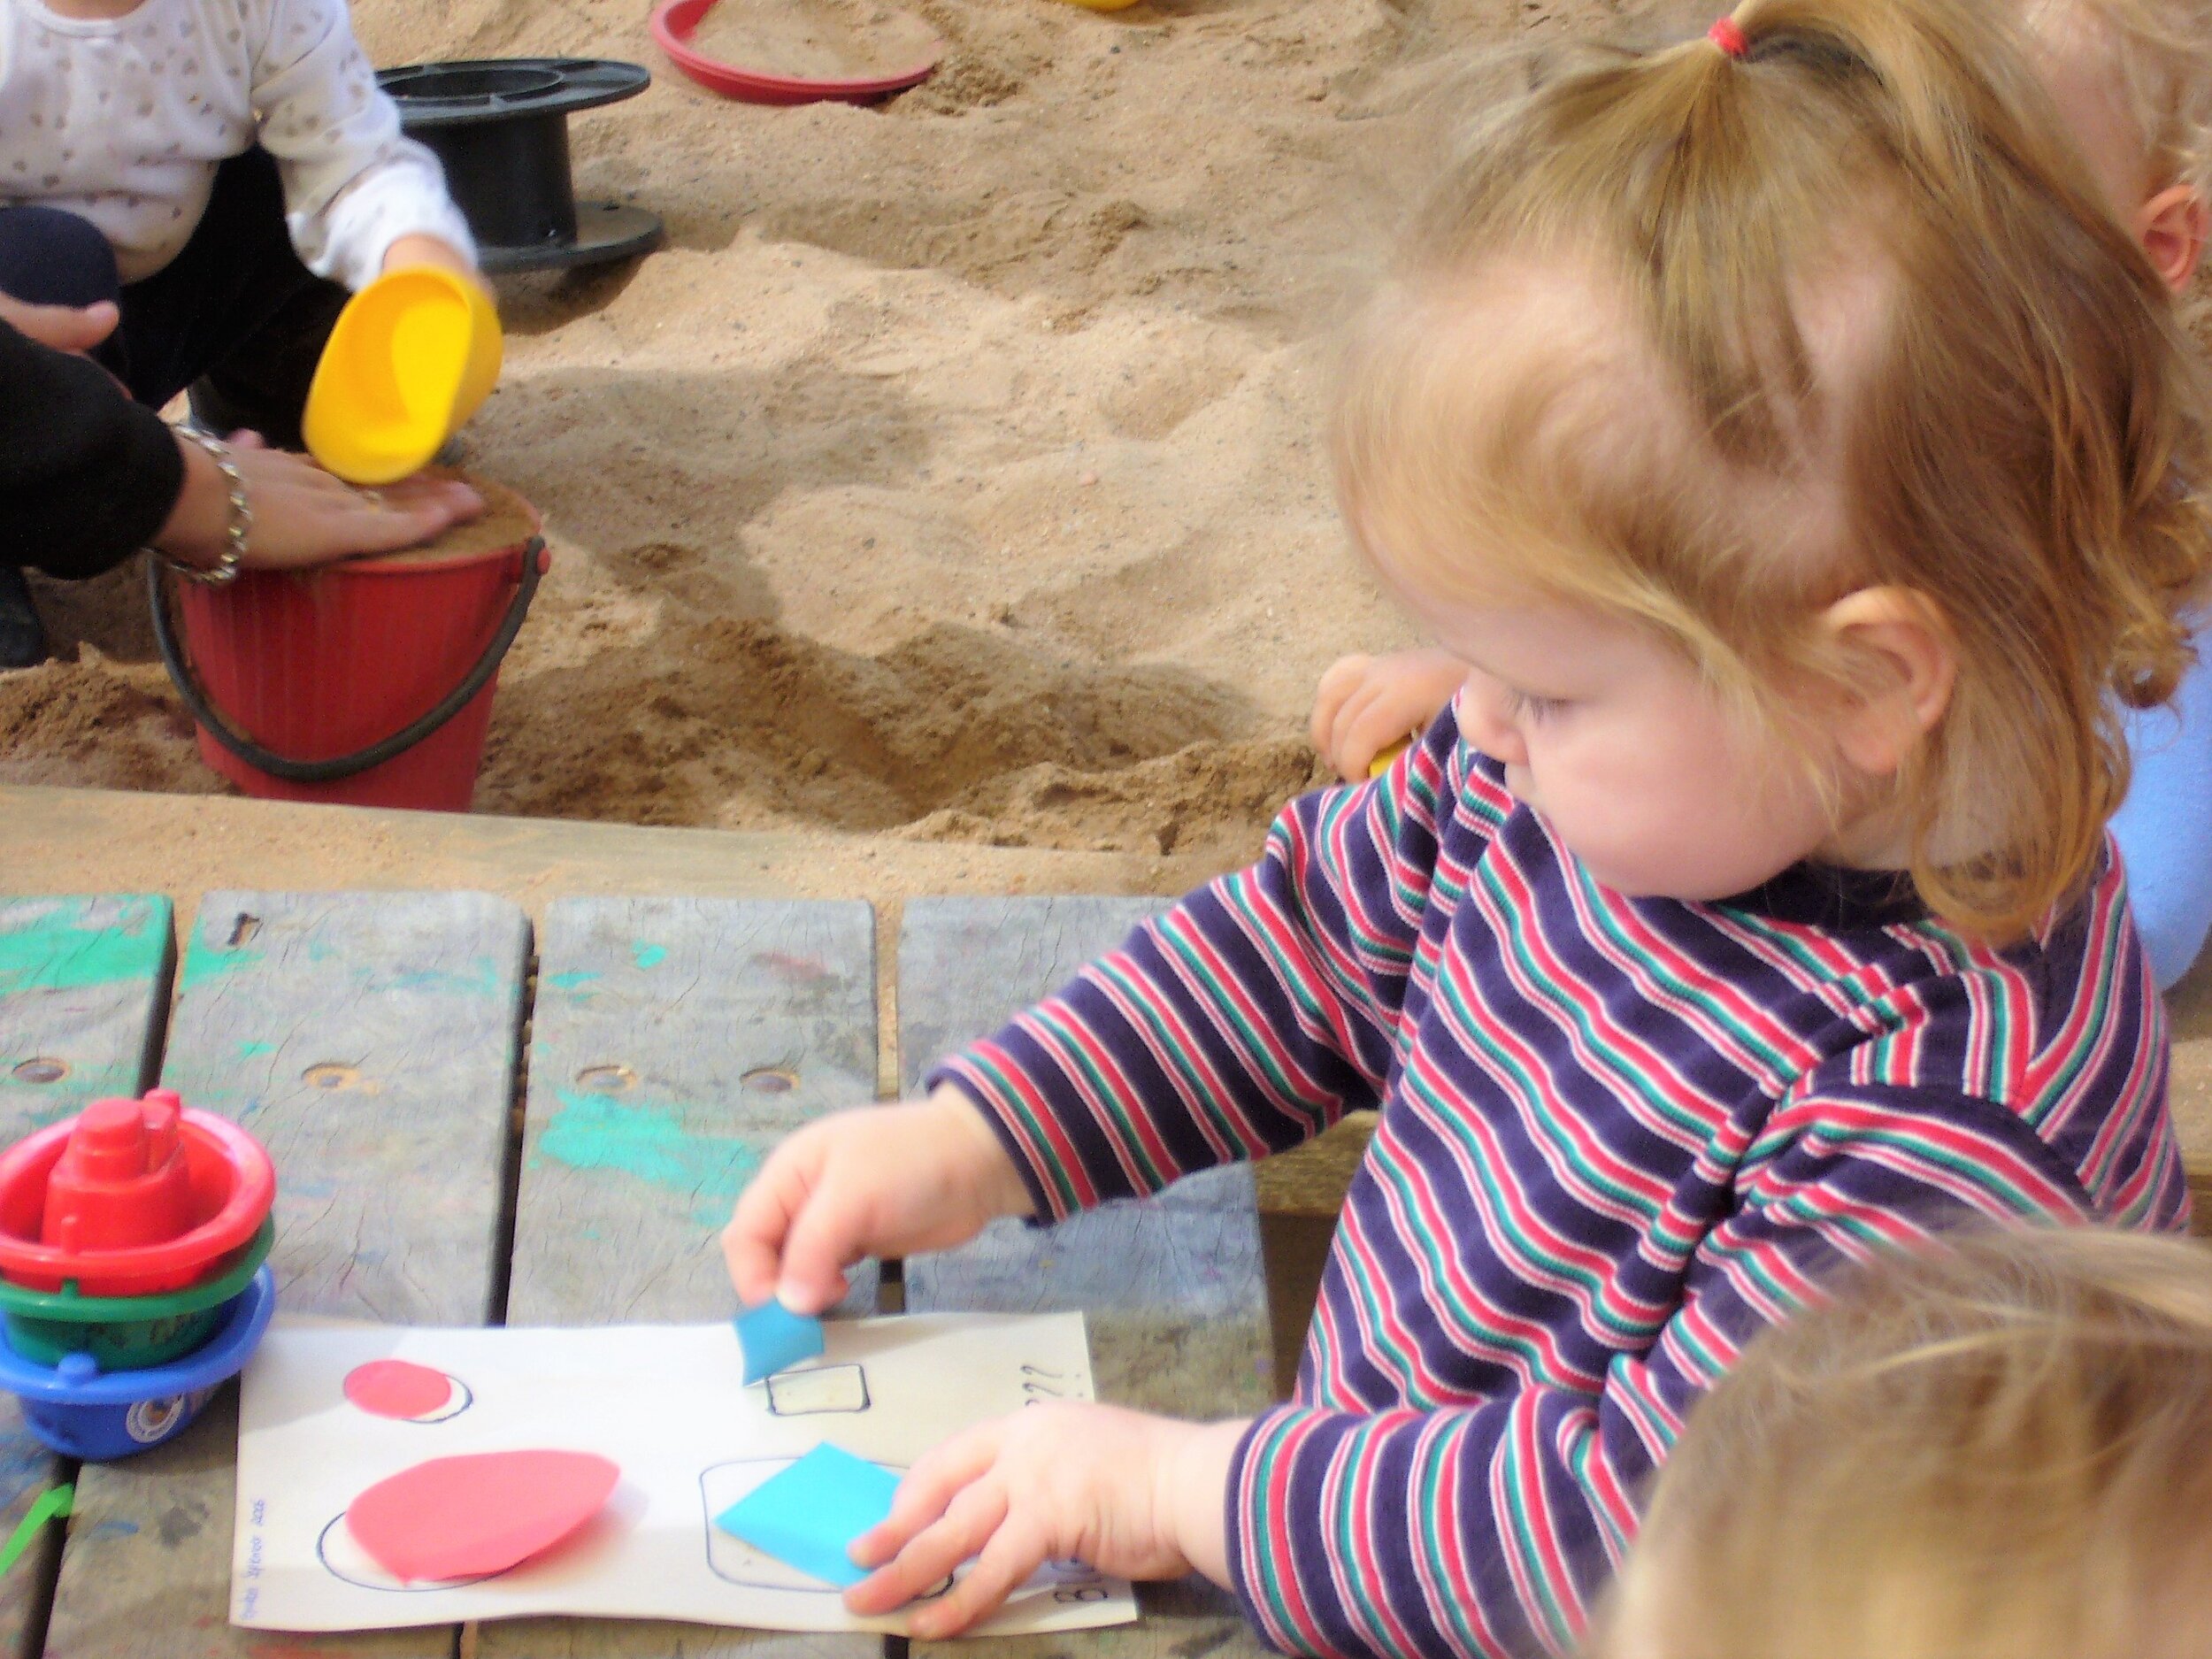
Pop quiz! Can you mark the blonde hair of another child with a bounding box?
[1333,0,2212,939]
[1585,1226,2212,1659]
[2026,0,2212,199]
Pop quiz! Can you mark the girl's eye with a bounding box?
[1504,689,1566,723]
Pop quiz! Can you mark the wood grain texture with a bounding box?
[2166,949,2212,1234]
[0,895,175,1659]
[0,895,173,1131]
[42,890,530,1659]
[484,897,882,1659]
[897,896,1275,1659]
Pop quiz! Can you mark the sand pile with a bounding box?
[58,0,2193,870]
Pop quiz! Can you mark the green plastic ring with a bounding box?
[0,1217,276,1323]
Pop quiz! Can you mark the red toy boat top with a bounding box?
[650,0,942,105]
[0,1092,276,1296]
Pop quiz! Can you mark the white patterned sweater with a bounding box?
[0,0,472,288]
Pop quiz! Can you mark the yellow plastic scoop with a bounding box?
[303,267,503,486]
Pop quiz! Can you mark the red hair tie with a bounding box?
[1709,16,1749,57]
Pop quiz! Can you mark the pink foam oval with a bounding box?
[344,1450,620,1584]
[344,1360,456,1421]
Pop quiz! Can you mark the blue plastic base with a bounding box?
[0,1267,275,1460]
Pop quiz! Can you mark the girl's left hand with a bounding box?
[844,1403,1245,1640]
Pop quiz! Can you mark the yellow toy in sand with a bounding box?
[303,266,503,487]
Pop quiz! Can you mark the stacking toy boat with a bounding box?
[0,1093,278,1459]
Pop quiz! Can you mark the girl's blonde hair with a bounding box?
[1334,0,2212,938]
[1586,1226,2212,1659]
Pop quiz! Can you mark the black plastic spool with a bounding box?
[377,58,663,274]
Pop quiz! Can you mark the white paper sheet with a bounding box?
[232,1312,1138,1635]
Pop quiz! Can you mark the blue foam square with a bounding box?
[713,1442,901,1587]
[735,1301,825,1384]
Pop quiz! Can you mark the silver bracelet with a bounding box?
[157,428,251,586]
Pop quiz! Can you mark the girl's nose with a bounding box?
[1459,684,1529,769]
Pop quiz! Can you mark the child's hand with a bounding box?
[845,1404,1245,1639]
[722,1087,1034,1315]
[1310,648,1468,781]
[0,291,118,356]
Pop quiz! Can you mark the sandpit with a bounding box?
[30,0,2187,872]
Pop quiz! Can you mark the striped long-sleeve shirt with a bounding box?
[931,705,2188,1659]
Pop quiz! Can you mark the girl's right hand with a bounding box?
[1310,648,1469,781]
[722,1088,1035,1315]
[154,430,482,573]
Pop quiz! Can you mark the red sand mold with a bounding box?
[344,1450,620,1584]
[344,1359,457,1422]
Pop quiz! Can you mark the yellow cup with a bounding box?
[303,267,503,486]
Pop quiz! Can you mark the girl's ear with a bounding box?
[2136,184,2209,294]
[1818,588,1957,779]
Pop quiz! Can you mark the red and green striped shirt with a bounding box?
[933,707,2187,1659]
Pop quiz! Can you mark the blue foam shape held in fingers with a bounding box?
[713,1442,902,1587]
[735,1300,825,1384]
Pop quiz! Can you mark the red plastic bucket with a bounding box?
[153,495,544,813]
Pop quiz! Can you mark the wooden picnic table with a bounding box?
[0,892,1276,1659]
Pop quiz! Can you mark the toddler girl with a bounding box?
[726,0,2211,1653]
[1586,1226,2212,1659]
[1314,0,2212,992]
[0,0,478,660]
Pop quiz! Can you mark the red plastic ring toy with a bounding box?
[0,1109,276,1296]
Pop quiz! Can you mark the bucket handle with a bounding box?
[146,537,546,786]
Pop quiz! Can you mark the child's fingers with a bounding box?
[850,1429,999,1574]
[773,1171,862,1314]
[1310,656,1370,755]
[908,1515,1054,1640]
[1330,681,1390,780]
[722,1149,812,1302]
[851,1479,1009,1615]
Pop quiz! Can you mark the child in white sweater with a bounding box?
[0,0,480,661]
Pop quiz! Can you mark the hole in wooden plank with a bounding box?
[227,914,262,948]
[576,1064,635,1094]
[303,1063,360,1091]
[742,1067,797,1095]
[11,1057,67,1084]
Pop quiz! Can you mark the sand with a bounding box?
[10,0,2197,872]
[11,0,1532,867]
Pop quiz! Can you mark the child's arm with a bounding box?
[248,0,478,292]
[726,718,1471,1311]
[844,1084,2168,1656]
[928,718,1471,1228]
[2111,638,2212,989]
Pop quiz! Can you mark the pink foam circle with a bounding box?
[344,1360,457,1422]
[345,1450,620,1585]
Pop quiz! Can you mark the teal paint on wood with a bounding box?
[534,1087,765,1225]
[178,944,264,989]
[633,942,668,969]
[0,895,166,995]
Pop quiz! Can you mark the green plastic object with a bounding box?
[0,1483,72,1576]
[0,1217,274,1369]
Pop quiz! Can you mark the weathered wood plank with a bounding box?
[0,895,175,1659]
[42,891,530,1659]
[2166,948,2212,1234]
[0,895,173,1132]
[898,896,1275,1659]
[482,897,881,1659]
